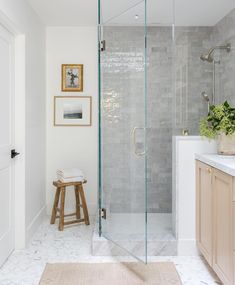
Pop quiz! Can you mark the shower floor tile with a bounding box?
[92,213,177,256]
[102,213,174,240]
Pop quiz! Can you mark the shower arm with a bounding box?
[201,43,231,62]
[211,44,231,54]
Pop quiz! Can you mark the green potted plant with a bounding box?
[200,101,235,155]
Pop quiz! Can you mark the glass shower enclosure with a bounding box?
[98,0,175,263]
[98,0,147,263]
[97,0,235,264]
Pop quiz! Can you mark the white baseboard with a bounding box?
[177,239,200,256]
[26,205,46,245]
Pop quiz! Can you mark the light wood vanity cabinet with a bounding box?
[196,161,213,266]
[196,160,234,285]
[213,169,233,285]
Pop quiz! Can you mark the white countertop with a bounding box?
[195,153,235,176]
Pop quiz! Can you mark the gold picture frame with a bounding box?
[54,96,92,126]
[61,64,83,92]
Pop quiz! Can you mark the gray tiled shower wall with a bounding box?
[211,8,235,105]
[101,9,235,214]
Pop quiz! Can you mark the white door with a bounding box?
[0,24,15,266]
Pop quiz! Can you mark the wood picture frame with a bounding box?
[54,96,92,126]
[61,64,83,92]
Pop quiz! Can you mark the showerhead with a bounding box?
[200,50,214,63]
[200,43,231,63]
[201,92,210,102]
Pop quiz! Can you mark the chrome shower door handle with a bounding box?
[132,127,146,157]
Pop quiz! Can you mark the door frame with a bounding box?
[0,10,26,249]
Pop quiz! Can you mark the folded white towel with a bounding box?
[57,176,84,183]
[56,168,84,179]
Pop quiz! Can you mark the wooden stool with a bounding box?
[50,180,90,231]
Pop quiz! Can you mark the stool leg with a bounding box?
[59,187,66,231]
[79,184,90,225]
[50,187,61,224]
[75,186,81,220]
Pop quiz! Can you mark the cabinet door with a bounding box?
[196,161,213,266]
[213,169,233,285]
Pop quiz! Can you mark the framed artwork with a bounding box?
[61,64,83,92]
[54,96,92,126]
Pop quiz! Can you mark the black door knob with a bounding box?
[11,149,20,159]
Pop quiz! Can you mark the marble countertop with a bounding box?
[195,153,235,176]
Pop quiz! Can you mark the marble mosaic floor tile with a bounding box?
[0,217,220,285]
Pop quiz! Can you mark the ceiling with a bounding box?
[26,0,98,26]
[27,0,235,26]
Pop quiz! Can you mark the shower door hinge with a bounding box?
[100,208,107,219]
[100,40,106,52]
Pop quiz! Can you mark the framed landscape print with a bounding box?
[54,96,92,126]
[61,64,83,92]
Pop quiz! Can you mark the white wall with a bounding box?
[0,0,46,244]
[173,136,217,255]
[46,27,98,216]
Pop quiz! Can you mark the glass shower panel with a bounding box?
[174,26,214,135]
[146,0,176,253]
[173,0,235,135]
[98,0,147,262]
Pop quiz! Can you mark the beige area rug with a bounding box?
[39,262,182,285]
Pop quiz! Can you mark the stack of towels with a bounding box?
[57,168,85,183]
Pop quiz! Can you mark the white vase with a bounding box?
[217,133,235,155]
